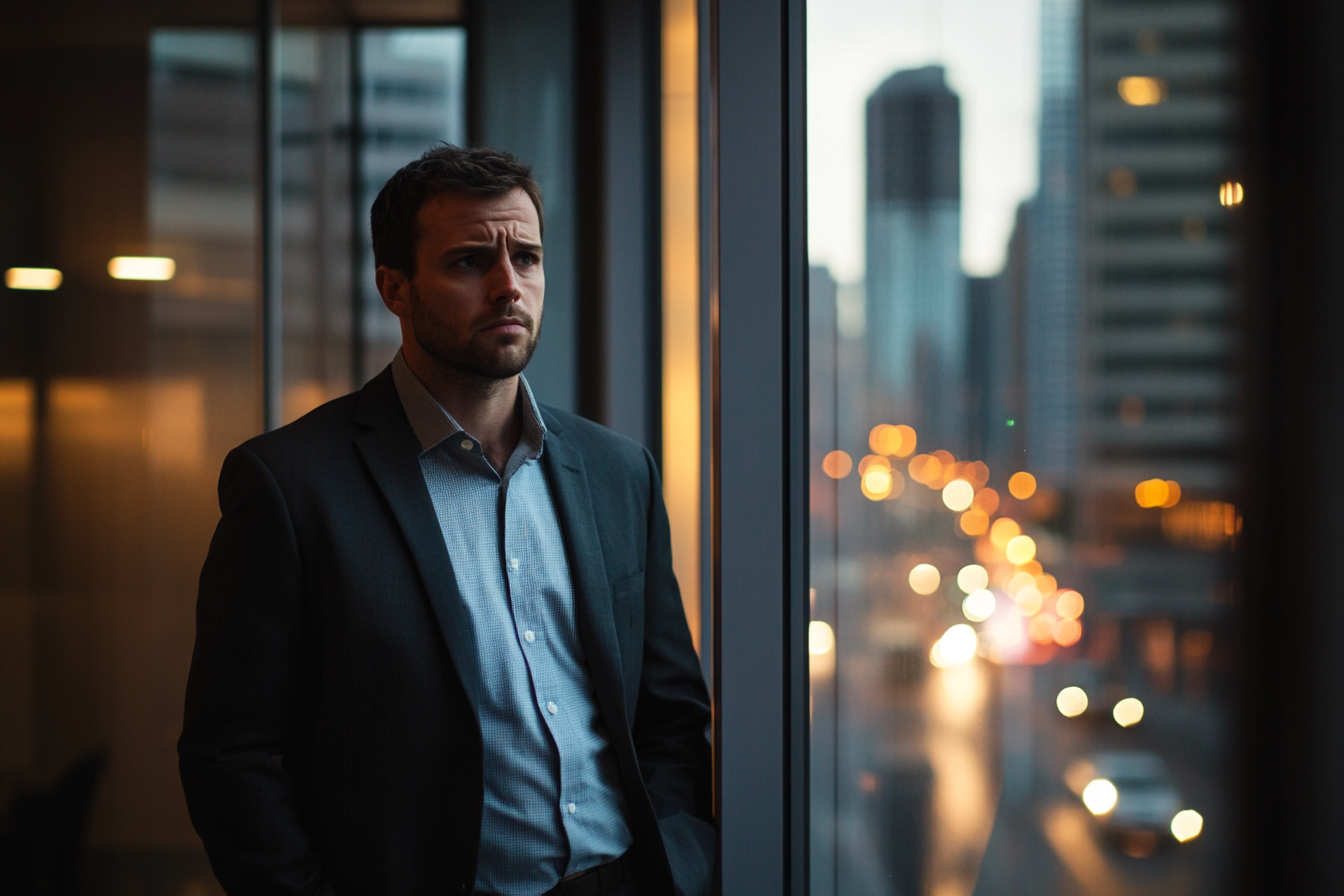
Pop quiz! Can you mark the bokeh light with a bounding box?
[990,517,1021,548]
[857,454,890,476]
[1117,75,1166,105]
[808,620,835,655]
[1083,778,1119,815]
[869,424,897,455]
[1171,809,1204,842]
[973,486,1000,515]
[821,450,852,479]
[1161,480,1182,508]
[1034,574,1058,597]
[861,467,893,500]
[1008,471,1037,499]
[934,624,978,665]
[959,508,989,536]
[942,479,975,511]
[908,563,941,595]
[956,563,989,594]
[908,454,938,484]
[1005,534,1037,565]
[1016,587,1044,617]
[1113,697,1145,727]
[962,589,996,622]
[1055,590,1085,619]
[1007,571,1036,595]
[1056,686,1089,718]
[1219,180,1244,207]
[1028,613,1056,643]
[1135,478,1170,508]
[1053,617,1082,647]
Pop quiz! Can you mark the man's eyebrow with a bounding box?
[439,239,543,256]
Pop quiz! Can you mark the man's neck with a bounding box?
[402,344,523,473]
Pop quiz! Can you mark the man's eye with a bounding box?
[515,252,538,266]
[455,254,481,268]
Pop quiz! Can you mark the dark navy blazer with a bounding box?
[178,366,714,896]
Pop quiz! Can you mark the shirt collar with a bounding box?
[390,349,547,458]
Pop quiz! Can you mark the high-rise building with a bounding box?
[865,65,965,452]
[1080,0,1236,554]
[1024,0,1082,482]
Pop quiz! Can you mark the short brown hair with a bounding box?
[370,144,544,277]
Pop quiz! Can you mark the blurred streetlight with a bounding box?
[1056,686,1089,718]
[962,590,996,622]
[1082,778,1119,815]
[1171,809,1204,842]
[956,564,989,593]
[1113,697,1145,727]
[908,563,940,595]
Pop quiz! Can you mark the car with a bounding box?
[1065,751,1187,857]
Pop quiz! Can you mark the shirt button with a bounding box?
[524,630,536,643]
[460,439,473,450]
[510,557,520,569]
[567,803,576,815]
[547,701,558,714]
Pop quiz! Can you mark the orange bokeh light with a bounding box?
[1053,617,1083,647]
[974,487,1000,515]
[960,508,990,536]
[868,424,904,456]
[1008,471,1037,500]
[1135,478,1181,508]
[858,454,891,476]
[1055,590,1085,619]
[990,517,1021,548]
[821,450,852,479]
[1028,613,1057,644]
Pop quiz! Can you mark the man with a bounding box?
[179,145,714,896]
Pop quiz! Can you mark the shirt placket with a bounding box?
[502,472,580,830]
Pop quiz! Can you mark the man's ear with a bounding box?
[375,266,412,319]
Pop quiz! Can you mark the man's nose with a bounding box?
[486,253,523,302]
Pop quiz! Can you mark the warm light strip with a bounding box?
[108,256,176,281]
[5,267,63,290]
[662,0,701,653]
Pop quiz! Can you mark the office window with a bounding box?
[807,0,1237,892]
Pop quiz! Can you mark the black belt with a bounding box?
[543,853,628,896]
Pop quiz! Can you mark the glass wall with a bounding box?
[0,9,261,893]
[0,7,467,893]
[808,0,1238,892]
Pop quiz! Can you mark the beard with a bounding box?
[407,283,541,383]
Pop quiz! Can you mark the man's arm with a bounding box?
[179,446,332,896]
[631,449,715,896]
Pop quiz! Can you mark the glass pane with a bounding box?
[0,15,258,893]
[355,27,467,384]
[808,0,1237,893]
[279,29,355,423]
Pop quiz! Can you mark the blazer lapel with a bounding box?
[353,371,482,716]
[541,422,631,731]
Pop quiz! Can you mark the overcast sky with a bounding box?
[808,0,1041,281]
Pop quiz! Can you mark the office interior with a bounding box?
[1,0,1342,893]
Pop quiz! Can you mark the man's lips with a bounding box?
[479,319,528,335]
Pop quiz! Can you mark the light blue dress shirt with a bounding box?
[391,352,632,896]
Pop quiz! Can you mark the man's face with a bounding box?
[379,188,544,383]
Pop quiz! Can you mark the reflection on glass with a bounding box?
[355,28,466,384]
[809,0,1237,892]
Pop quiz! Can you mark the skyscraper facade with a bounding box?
[865,65,965,452]
[1024,0,1082,482]
[1080,0,1237,551]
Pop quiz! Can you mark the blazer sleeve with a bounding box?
[178,446,333,896]
[631,448,715,896]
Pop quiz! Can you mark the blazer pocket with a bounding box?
[610,570,645,642]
